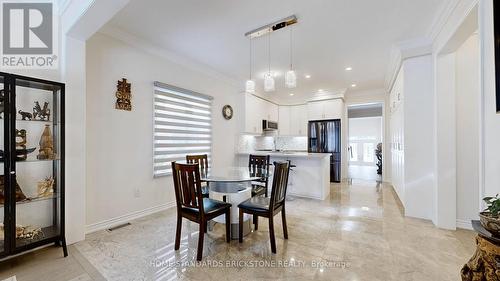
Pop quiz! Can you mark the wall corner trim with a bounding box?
[456,219,473,230]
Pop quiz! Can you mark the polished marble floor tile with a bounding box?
[75,180,476,281]
[0,245,105,281]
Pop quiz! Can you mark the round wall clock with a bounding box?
[222,105,233,120]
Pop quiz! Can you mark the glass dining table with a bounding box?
[200,167,271,239]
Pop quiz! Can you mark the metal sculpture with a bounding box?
[18,110,33,120]
[33,101,50,121]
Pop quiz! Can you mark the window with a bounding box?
[363,143,375,163]
[153,81,213,177]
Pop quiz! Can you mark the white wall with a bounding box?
[435,52,457,228]
[455,33,480,224]
[402,55,435,221]
[85,33,241,229]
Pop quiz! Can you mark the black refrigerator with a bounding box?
[308,120,341,183]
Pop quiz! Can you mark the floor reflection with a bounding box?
[76,180,475,281]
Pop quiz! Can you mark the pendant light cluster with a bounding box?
[245,15,298,94]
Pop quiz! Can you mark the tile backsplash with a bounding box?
[237,134,308,152]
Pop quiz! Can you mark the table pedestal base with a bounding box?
[231,220,251,240]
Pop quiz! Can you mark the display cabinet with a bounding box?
[0,72,66,259]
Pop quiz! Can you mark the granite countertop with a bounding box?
[237,151,331,158]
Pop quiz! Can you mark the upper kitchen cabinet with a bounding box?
[278,106,291,135]
[279,105,308,136]
[243,93,278,134]
[307,99,344,121]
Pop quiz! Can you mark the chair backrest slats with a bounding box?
[270,161,290,209]
[249,154,270,184]
[172,162,203,210]
[186,154,209,176]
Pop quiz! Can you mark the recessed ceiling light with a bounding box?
[318,89,324,93]
[351,84,357,88]
[345,67,353,71]
[289,93,295,96]
[305,75,311,79]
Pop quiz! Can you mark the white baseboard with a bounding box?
[85,202,176,234]
[456,219,473,230]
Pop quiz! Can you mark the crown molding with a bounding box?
[98,25,241,89]
[427,0,462,43]
[55,0,72,15]
[384,37,433,92]
[384,0,463,93]
[307,88,346,102]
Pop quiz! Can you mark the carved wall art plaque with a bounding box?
[115,78,132,111]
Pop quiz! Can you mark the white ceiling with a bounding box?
[104,0,445,103]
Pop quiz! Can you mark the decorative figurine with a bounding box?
[37,125,55,160]
[14,225,43,240]
[18,110,32,120]
[37,177,54,198]
[0,175,27,204]
[33,101,50,121]
[0,89,5,119]
[115,78,132,111]
[16,129,27,160]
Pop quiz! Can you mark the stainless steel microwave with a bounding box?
[262,120,278,131]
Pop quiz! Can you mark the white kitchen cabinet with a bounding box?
[322,99,343,119]
[290,105,308,136]
[307,99,344,120]
[307,101,324,120]
[278,106,291,135]
[244,93,279,134]
[278,104,308,136]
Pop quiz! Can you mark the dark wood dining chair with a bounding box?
[172,161,231,261]
[238,161,290,253]
[248,154,270,197]
[186,154,210,198]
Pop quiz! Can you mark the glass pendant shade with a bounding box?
[285,70,297,88]
[245,80,255,94]
[264,73,275,92]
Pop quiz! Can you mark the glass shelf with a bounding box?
[1,195,58,207]
[0,158,60,163]
[17,158,60,163]
[15,119,56,124]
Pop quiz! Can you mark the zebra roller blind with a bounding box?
[153,81,213,177]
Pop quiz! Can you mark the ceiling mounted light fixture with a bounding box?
[264,32,275,92]
[245,15,297,39]
[345,67,353,71]
[285,26,297,89]
[244,15,298,93]
[245,38,255,94]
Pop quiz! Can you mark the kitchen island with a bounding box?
[237,152,331,200]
